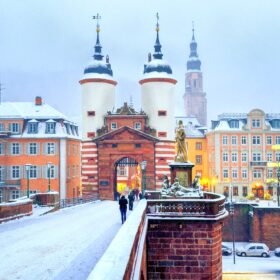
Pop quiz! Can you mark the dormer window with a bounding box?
[46,121,56,134]
[65,123,70,134]
[252,119,260,128]
[28,121,38,134]
[111,122,117,130]
[229,120,239,128]
[134,122,141,130]
[9,123,20,133]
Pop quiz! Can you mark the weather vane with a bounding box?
[93,13,101,31]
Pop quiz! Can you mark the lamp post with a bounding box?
[229,182,236,264]
[47,163,52,192]
[25,164,31,198]
[140,160,147,197]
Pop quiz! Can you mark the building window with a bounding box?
[9,123,20,133]
[242,169,247,179]
[29,143,38,155]
[223,186,229,196]
[241,136,247,145]
[252,136,261,145]
[30,166,37,179]
[232,152,238,162]
[111,122,117,130]
[117,166,128,177]
[12,166,20,179]
[241,152,247,162]
[266,152,272,162]
[11,143,20,155]
[233,186,239,196]
[28,122,38,134]
[135,144,141,148]
[253,169,262,179]
[0,123,4,132]
[223,169,229,179]
[0,167,4,181]
[276,152,280,162]
[222,136,228,145]
[0,189,2,203]
[231,136,237,145]
[158,132,167,137]
[134,122,141,130]
[242,187,248,197]
[195,142,202,150]
[223,152,228,162]
[267,136,272,145]
[0,143,4,155]
[158,110,167,116]
[112,144,118,148]
[229,120,239,128]
[87,111,95,116]
[232,169,238,179]
[276,136,280,145]
[195,155,202,164]
[10,190,20,200]
[252,119,260,128]
[267,169,273,178]
[46,122,56,134]
[87,132,95,138]
[46,143,55,155]
[252,153,262,162]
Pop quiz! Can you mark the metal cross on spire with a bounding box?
[93,13,101,32]
[156,12,160,32]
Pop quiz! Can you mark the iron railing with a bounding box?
[59,194,99,208]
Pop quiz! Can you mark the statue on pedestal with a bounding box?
[175,120,188,162]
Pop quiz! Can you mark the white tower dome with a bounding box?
[80,20,117,141]
[139,16,177,141]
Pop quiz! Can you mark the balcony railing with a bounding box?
[146,192,227,220]
[250,161,267,167]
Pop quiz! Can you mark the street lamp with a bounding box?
[229,183,236,264]
[25,164,31,198]
[140,160,147,197]
[47,163,52,192]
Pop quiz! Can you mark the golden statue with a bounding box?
[175,120,188,162]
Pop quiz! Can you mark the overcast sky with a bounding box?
[1,0,280,127]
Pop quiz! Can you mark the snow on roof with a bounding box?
[141,71,175,80]
[214,120,230,131]
[81,72,116,81]
[0,102,67,120]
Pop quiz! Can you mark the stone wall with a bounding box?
[146,219,223,280]
[0,199,33,223]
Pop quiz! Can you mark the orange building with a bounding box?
[207,109,280,199]
[0,97,81,202]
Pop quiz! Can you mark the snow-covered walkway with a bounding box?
[0,200,127,280]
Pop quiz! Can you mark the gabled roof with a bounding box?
[93,126,159,142]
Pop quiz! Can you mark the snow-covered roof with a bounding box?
[0,102,66,120]
[142,59,174,79]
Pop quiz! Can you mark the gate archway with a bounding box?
[114,157,141,200]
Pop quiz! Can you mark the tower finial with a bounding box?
[153,12,163,59]
[92,13,103,61]
[192,21,195,41]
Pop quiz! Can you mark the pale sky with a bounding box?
[1,0,280,127]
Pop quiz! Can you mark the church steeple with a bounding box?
[93,14,103,61]
[187,22,201,71]
[153,13,163,60]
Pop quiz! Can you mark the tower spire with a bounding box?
[153,12,163,59]
[192,21,195,41]
[187,21,201,71]
[92,13,103,61]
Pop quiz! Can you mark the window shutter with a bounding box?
[37,143,40,155]
[26,143,29,155]
[54,143,57,155]
[42,166,47,179]
[7,166,11,180]
[36,166,41,178]
[55,166,58,179]
[18,166,22,179]
[19,143,22,155]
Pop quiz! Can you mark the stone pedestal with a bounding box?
[169,161,194,187]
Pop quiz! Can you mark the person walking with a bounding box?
[119,195,128,224]
[128,191,135,211]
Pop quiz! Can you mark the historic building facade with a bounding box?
[81,18,176,199]
[183,27,207,126]
[207,109,280,199]
[0,97,81,202]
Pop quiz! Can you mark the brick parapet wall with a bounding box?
[0,199,33,223]
[147,219,223,280]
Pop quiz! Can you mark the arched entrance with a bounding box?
[114,157,141,200]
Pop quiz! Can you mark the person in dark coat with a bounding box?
[128,191,135,211]
[119,195,128,224]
